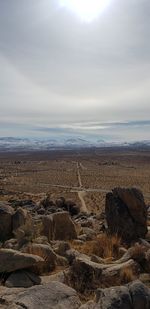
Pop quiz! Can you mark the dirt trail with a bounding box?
[78,191,88,213]
[76,162,82,187]
[79,162,87,170]
[76,162,89,213]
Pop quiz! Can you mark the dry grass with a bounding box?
[0,150,150,208]
[120,266,135,283]
[130,243,146,262]
[71,233,121,261]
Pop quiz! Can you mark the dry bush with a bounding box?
[120,266,135,284]
[71,233,121,260]
[92,234,121,259]
[130,243,146,262]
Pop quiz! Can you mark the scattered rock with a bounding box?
[80,227,96,240]
[53,241,71,257]
[3,238,18,250]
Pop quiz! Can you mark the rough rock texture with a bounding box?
[129,280,150,309]
[5,270,41,288]
[53,241,71,257]
[0,249,44,273]
[105,187,148,242]
[96,285,132,309]
[12,208,29,231]
[8,281,81,309]
[80,281,150,309]
[0,202,14,241]
[69,256,139,292]
[22,243,58,273]
[69,256,104,292]
[101,259,139,286]
[42,212,77,241]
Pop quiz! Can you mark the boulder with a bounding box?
[42,212,77,241]
[80,227,96,240]
[65,249,81,264]
[53,241,71,257]
[8,281,81,309]
[145,249,150,272]
[22,243,58,273]
[80,281,150,309]
[69,256,104,292]
[96,285,132,309]
[129,280,150,309]
[0,202,14,241]
[0,249,44,273]
[12,208,29,231]
[105,188,148,242]
[101,259,139,286]
[5,270,41,288]
[69,255,140,292]
[3,238,18,250]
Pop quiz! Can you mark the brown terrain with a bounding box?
[0,148,150,211]
[0,147,150,308]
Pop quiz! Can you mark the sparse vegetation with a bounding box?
[71,233,121,260]
[0,149,150,307]
[120,266,135,283]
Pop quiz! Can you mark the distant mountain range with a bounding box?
[0,137,150,151]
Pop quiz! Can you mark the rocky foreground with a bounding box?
[0,187,150,308]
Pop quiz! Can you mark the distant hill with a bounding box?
[0,137,150,151]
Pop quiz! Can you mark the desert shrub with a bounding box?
[71,233,121,260]
[130,243,146,262]
[92,234,121,259]
[120,266,135,283]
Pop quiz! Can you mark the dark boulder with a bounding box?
[105,188,147,242]
[0,202,14,241]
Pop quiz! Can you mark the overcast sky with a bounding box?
[0,0,150,141]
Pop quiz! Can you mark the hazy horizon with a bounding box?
[0,0,150,142]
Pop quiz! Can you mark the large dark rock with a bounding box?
[129,280,150,309]
[0,202,14,241]
[7,281,81,309]
[105,188,147,242]
[96,285,132,309]
[5,270,41,288]
[42,212,77,241]
[80,280,150,309]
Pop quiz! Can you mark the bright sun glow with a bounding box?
[59,0,111,22]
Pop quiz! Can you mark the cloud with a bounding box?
[0,0,150,140]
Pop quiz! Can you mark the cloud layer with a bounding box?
[0,0,150,141]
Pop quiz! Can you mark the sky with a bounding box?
[0,0,150,142]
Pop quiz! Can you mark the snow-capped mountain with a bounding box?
[0,137,150,151]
